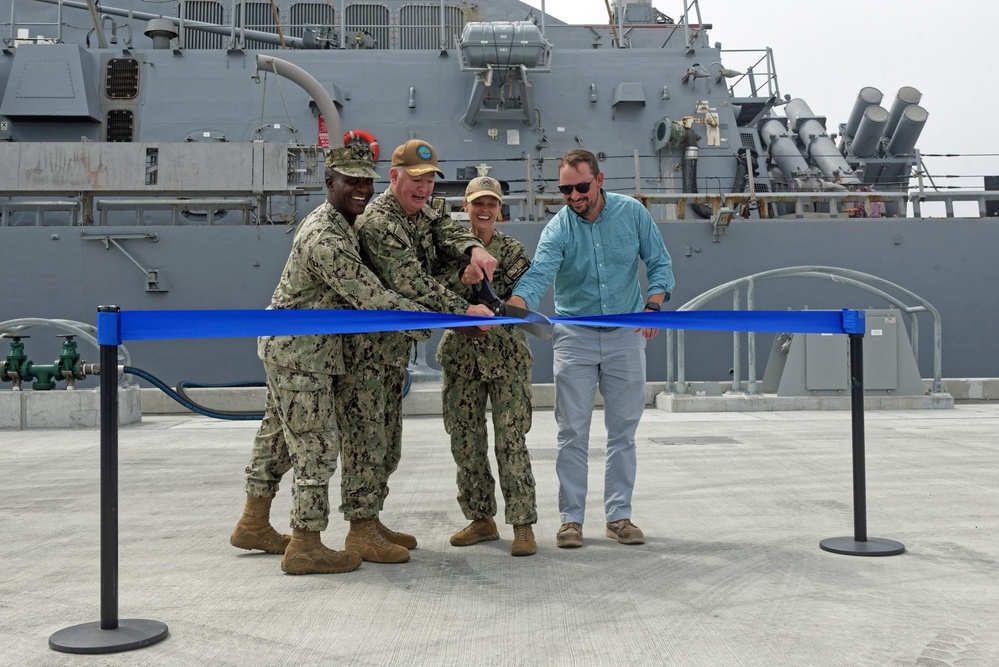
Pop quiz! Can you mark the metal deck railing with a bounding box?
[4,189,999,226]
[665,266,945,396]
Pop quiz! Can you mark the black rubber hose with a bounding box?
[681,128,713,219]
[176,379,265,413]
[124,366,264,420]
[732,149,750,194]
[124,367,414,421]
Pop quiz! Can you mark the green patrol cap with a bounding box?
[325,144,380,179]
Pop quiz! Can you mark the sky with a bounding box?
[523,0,999,216]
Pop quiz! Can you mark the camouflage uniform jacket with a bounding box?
[258,201,426,376]
[353,191,483,367]
[435,230,533,380]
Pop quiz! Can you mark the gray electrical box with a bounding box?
[805,334,848,391]
[864,314,899,390]
[763,309,925,397]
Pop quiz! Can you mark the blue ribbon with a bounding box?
[97,308,865,345]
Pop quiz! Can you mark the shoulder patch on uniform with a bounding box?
[505,257,530,283]
[429,196,448,219]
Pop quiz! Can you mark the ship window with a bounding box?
[345,4,389,50]
[106,109,134,142]
[400,5,465,49]
[145,148,158,186]
[105,58,139,99]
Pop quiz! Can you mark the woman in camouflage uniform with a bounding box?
[435,176,538,557]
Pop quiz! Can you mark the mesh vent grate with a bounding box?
[289,3,335,39]
[105,58,139,99]
[182,1,224,48]
[106,109,134,142]
[399,5,465,49]
[237,2,277,49]
[345,4,389,49]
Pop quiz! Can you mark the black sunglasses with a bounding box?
[557,179,595,196]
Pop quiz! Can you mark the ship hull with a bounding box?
[4,217,994,387]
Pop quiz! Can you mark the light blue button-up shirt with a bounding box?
[513,190,675,316]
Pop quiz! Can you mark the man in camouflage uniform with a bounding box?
[230,144,429,575]
[434,176,538,557]
[345,139,497,562]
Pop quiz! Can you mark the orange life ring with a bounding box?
[343,129,379,162]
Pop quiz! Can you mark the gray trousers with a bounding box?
[552,324,646,526]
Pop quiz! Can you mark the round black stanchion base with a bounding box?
[49,619,169,654]
[820,537,905,556]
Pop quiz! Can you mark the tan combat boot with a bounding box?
[375,518,418,550]
[230,494,291,554]
[280,528,362,575]
[450,517,500,546]
[511,524,537,557]
[345,519,411,563]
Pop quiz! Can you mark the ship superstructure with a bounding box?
[2,0,997,395]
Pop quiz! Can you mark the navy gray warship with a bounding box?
[2,0,997,402]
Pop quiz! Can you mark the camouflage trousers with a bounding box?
[243,363,339,532]
[441,368,537,526]
[335,361,405,520]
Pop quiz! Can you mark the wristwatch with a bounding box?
[644,301,661,311]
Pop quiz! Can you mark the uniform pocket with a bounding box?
[275,369,322,392]
[271,368,333,435]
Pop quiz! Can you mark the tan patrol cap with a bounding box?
[391,139,445,177]
[465,176,503,203]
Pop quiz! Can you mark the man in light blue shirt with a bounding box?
[508,149,674,549]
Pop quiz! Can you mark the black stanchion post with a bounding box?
[99,311,122,630]
[820,332,905,557]
[49,306,169,654]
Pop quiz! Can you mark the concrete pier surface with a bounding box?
[2,404,998,666]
